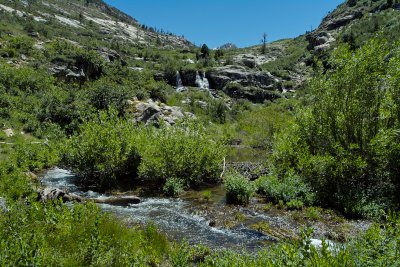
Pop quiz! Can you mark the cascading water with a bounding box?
[176,71,185,92]
[195,71,210,90]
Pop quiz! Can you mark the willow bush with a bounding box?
[273,38,400,217]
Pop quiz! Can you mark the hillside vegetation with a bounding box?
[1,0,400,265]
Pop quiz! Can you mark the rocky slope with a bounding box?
[0,0,191,49]
[1,0,399,105]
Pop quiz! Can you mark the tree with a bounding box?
[261,33,268,54]
[214,49,224,61]
[200,44,210,59]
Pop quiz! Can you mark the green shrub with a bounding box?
[272,38,400,216]
[202,190,212,201]
[286,200,304,210]
[163,178,185,197]
[137,122,226,187]
[224,173,254,205]
[255,173,315,206]
[62,111,140,189]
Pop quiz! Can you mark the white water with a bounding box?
[195,71,210,90]
[176,71,186,92]
[41,168,272,250]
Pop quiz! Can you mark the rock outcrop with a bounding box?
[233,53,277,68]
[96,47,126,65]
[208,65,280,90]
[306,31,336,52]
[323,10,363,30]
[129,99,194,126]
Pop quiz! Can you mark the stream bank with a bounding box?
[41,168,370,250]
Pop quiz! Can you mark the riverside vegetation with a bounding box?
[2,0,400,265]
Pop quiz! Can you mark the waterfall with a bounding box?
[195,71,210,90]
[176,71,185,92]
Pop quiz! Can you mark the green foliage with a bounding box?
[235,102,293,149]
[87,79,131,115]
[0,201,171,266]
[0,35,35,57]
[273,38,400,216]
[224,173,254,205]
[11,141,60,172]
[137,122,226,187]
[62,110,140,189]
[286,200,304,210]
[255,173,315,206]
[202,190,212,201]
[163,178,185,197]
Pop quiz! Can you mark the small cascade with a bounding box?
[176,71,185,92]
[195,71,210,90]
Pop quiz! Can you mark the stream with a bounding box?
[41,168,274,250]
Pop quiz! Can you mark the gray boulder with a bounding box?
[130,99,194,126]
[49,65,86,82]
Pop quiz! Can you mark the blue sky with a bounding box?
[104,0,344,48]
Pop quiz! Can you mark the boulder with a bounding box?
[3,128,14,137]
[208,65,280,91]
[306,31,336,51]
[49,65,85,82]
[130,99,194,126]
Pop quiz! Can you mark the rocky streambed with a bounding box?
[40,168,370,251]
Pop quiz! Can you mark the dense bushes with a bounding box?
[62,111,141,189]
[255,173,315,206]
[62,111,226,190]
[137,123,226,187]
[0,201,170,266]
[224,173,254,205]
[272,38,400,216]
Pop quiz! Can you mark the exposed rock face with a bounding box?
[322,10,363,31]
[129,99,194,126]
[38,188,84,203]
[208,65,280,90]
[223,83,281,103]
[233,54,275,68]
[306,31,336,52]
[219,43,237,50]
[96,47,126,65]
[49,65,86,82]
